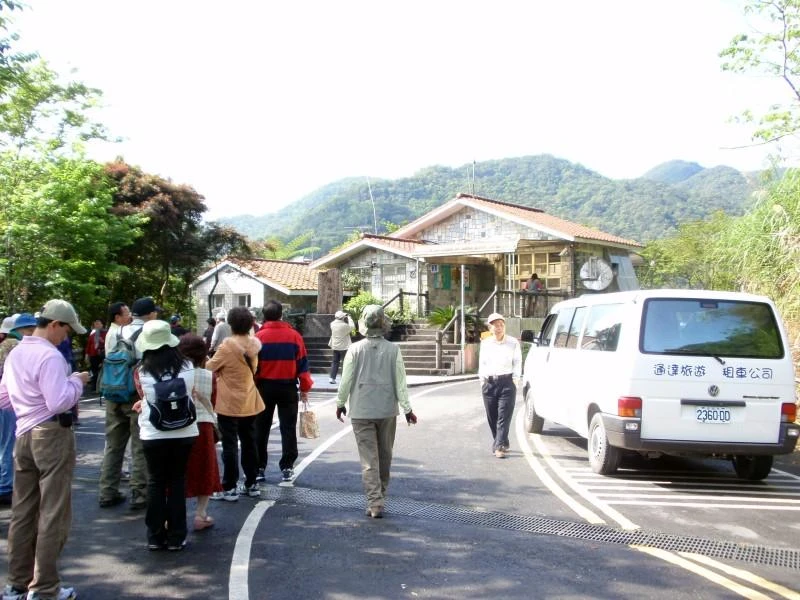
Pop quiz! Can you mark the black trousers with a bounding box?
[255,382,299,471]
[481,376,516,451]
[217,414,259,490]
[141,437,194,547]
[330,350,347,380]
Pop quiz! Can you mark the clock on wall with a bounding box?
[579,257,614,291]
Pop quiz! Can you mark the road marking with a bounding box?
[521,417,639,530]
[228,381,472,600]
[514,414,607,525]
[678,553,800,600]
[229,501,274,600]
[631,546,772,600]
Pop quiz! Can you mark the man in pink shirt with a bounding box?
[0,299,89,600]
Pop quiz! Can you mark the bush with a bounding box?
[343,291,382,328]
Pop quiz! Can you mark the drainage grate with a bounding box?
[261,486,800,570]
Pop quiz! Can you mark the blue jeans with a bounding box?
[0,407,17,494]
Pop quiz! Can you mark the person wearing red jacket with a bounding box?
[84,319,106,391]
[254,301,313,483]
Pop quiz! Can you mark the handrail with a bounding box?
[380,289,430,315]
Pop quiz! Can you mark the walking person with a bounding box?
[206,307,263,500]
[202,317,216,354]
[97,301,147,510]
[177,334,222,530]
[0,299,89,600]
[478,313,522,458]
[336,305,417,518]
[208,311,231,357]
[132,320,198,551]
[328,310,352,385]
[254,300,313,483]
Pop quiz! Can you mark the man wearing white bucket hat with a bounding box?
[478,312,522,459]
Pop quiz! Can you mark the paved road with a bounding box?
[0,381,798,599]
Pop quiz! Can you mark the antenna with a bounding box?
[471,160,476,195]
[366,177,378,235]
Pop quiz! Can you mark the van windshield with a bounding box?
[641,298,784,359]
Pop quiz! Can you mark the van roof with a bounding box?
[552,289,774,311]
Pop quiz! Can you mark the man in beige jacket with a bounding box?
[336,305,417,518]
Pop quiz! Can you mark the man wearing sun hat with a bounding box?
[478,312,522,459]
[328,309,353,385]
[0,299,89,600]
[0,313,38,506]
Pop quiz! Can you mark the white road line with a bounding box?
[228,380,475,600]
[607,500,800,510]
[632,546,772,600]
[229,501,274,600]
[772,468,800,482]
[678,553,800,600]
[524,421,639,530]
[514,414,607,525]
[594,493,800,503]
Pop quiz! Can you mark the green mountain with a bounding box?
[218,155,760,255]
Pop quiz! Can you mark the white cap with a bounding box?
[487,312,505,324]
[0,313,21,334]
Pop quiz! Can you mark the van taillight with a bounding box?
[781,403,797,423]
[618,397,642,418]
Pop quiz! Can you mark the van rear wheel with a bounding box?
[524,388,544,434]
[588,413,621,475]
[732,455,773,481]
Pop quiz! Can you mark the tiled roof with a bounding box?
[226,257,318,291]
[457,194,643,247]
[360,233,429,254]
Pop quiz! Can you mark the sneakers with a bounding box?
[129,496,147,511]
[26,588,76,600]
[329,379,336,384]
[98,492,125,508]
[211,488,238,502]
[494,449,507,459]
[2,585,26,600]
[245,484,260,498]
[167,540,186,551]
[281,468,294,482]
[255,469,266,483]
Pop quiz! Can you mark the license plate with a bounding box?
[695,406,732,424]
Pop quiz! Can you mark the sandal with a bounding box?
[193,515,215,531]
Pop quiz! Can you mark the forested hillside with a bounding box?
[218,155,760,255]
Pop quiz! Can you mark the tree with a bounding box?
[720,0,800,144]
[0,156,139,317]
[254,231,320,261]
[103,160,251,318]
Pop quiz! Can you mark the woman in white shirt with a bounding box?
[133,320,198,551]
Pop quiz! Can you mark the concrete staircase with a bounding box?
[305,320,461,377]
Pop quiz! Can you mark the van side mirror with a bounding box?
[520,329,535,343]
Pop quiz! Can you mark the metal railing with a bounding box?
[380,289,430,316]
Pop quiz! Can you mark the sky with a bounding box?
[10,1,789,220]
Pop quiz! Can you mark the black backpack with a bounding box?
[148,372,197,431]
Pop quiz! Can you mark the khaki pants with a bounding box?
[351,417,397,510]
[7,421,75,598]
[99,400,147,503]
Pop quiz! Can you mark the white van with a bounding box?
[521,289,799,480]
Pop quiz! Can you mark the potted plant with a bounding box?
[343,291,382,341]
[385,306,414,341]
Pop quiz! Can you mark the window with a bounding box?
[381,263,407,299]
[641,298,783,358]
[514,251,562,289]
[210,294,224,309]
[553,308,576,348]
[235,294,251,307]
[582,304,623,352]
[566,307,586,349]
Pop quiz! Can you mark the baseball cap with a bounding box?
[0,313,21,334]
[334,310,347,320]
[40,299,87,334]
[486,312,505,325]
[12,313,37,330]
[131,296,162,318]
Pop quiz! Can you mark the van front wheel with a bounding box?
[524,388,544,434]
[588,413,621,475]
[732,455,773,481]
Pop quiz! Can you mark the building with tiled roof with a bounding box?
[192,257,318,324]
[311,193,643,318]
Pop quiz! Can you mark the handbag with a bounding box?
[298,401,319,439]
